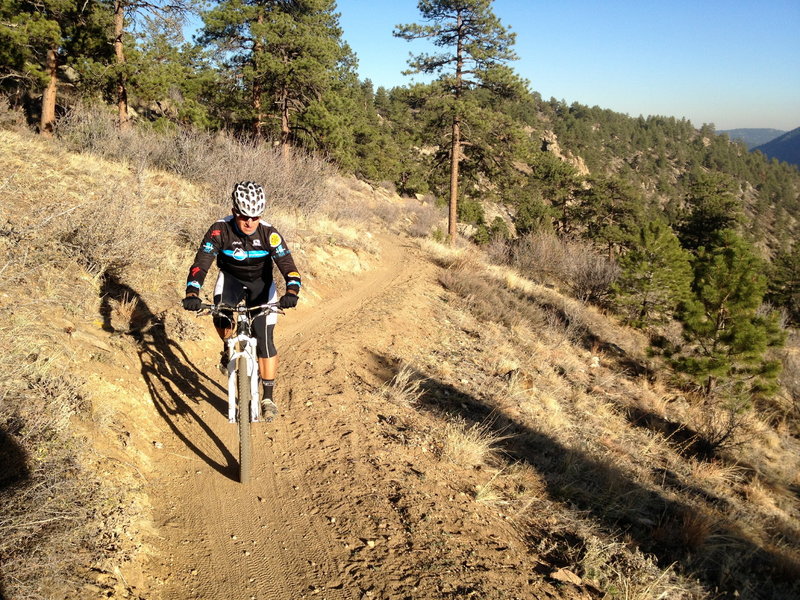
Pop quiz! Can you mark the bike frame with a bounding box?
[200,302,281,424]
[224,312,261,423]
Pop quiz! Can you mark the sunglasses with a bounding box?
[235,212,260,222]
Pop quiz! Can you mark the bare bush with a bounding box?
[484,236,513,265]
[512,232,619,304]
[566,246,620,304]
[404,199,445,238]
[56,103,332,220]
[0,95,29,131]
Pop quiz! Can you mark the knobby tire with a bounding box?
[237,356,252,484]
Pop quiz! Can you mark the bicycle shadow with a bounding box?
[100,274,239,481]
[0,424,29,491]
[371,353,799,598]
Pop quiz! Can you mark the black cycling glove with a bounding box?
[182,295,202,311]
[278,293,299,309]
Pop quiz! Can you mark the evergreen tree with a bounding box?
[677,170,743,251]
[201,0,355,153]
[767,242,800,324]
[395,0,521,245]
[613,221,692,328]
[0,0,111,134]
[570,175,646,256]
[109,0,195,129]
[676,230,784,398]
[129,15,218,127]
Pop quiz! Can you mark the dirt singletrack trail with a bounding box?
[140,233,581,600]
[142,234,437,599]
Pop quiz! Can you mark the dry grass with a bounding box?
[380,364,426,407]
[440,417,510,469]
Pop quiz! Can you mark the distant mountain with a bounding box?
[753,127,800,167]
[719,128,785,149]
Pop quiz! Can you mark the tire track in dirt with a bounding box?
[143,235,430,600]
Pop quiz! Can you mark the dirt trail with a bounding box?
[142,235,432,599]
[140,233,580,600]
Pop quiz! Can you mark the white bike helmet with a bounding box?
[232,181,266,217]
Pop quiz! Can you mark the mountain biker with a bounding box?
[181,181,301,419]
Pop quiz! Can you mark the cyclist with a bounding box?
[181,181,301,419]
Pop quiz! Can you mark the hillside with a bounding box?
[2,129,800,600]
[754,127,800,167]
[719,128,785,149]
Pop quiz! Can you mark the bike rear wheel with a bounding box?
[236,356,252,484]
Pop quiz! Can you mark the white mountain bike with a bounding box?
[198,301,282,484]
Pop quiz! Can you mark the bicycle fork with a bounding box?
[225,334,261,423]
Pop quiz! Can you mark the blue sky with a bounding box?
[337,0,800,131]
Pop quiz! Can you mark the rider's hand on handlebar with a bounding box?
[278,293,299,309]
[182,295,202,311]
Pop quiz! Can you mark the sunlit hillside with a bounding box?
[1,118,799,599]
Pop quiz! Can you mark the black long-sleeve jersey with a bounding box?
[185,215,301,297]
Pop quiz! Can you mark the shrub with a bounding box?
[512,232,619,304]
[56,102,332,220]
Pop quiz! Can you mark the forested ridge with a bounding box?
[4,0,800,408]
[3,2,799,382]
[3,1,798,238]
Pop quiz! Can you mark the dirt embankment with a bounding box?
[127,234,587,600]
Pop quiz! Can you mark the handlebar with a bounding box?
[197,302,284,317]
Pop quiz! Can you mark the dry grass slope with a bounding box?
[1,113,798,600]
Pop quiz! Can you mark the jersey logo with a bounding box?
[211,229,221,237]
[288,271,300,278]
[269,233,282,247]
[253,239,262,247]
[191,266,201,277]
[232,248,247,261]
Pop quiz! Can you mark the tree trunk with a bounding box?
[280,86,290,159]
[448,117,460,245]
[252,13,265,139]
[447,10,465,246]
[279,47,291,158]
[39,45,58,136]
[114,0,129,130]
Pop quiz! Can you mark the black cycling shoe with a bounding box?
[218,347,228,375]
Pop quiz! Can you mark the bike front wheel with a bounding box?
[236,356,252,484]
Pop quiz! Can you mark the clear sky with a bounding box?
[336,0,800,131]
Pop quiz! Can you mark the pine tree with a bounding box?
[677,170,743,251]
[395,0,521,245]
[129,15,218,127]
[201,0,354,153]
[768,242,800,325]
[676,230,784,398]
[0,0,111,134]
[110,1,195,130]
[613,221,693,328]
[570,175,647,257]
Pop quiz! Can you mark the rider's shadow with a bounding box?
[100,274,239,480]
